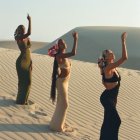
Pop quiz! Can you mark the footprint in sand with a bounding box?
[136,71,140,75]
[29,111,47,119]
[81,135,92,140]
[127,72,133,76]
[25,100,47,119]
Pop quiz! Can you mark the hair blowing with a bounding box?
[50,55,58,102]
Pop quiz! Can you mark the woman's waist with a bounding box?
[58,68,70,78]
[17,54,31,63]
[20,49,31,57]
[103,81,120,90]
[57,72,70,80]
[19,47,31,53]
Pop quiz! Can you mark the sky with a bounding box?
[0,0,140,42]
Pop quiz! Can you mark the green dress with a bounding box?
[16,39,32,104]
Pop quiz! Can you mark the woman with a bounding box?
[98,32,128,140]
[48,32,78,132]
[14,14,32,105]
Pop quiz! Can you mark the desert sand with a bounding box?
[0,40,47,52]
[0,26,140,140]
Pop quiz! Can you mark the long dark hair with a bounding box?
[50,54,59,102]
[14,25,24,40]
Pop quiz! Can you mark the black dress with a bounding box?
[100,71,121,140]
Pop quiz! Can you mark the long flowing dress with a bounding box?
[100,72,121,140]
[50,59,71,132]
[16,39,32,105]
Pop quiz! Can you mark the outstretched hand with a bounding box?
[72,32,78,40]
[121,32,127,41]
[27,14,31,21]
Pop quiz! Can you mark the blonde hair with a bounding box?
[58,39,67,50]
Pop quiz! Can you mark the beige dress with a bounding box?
[50,59,71,132]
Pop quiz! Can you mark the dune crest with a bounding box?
[34,26,140,70]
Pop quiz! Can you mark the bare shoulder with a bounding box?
[104,64,113,74]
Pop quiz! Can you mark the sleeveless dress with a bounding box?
[50,59,71,132]
[16,39,32,105]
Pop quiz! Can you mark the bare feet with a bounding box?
[63,123,74,132]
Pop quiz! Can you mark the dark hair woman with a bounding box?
[98,32,128,140]
[14,14,32,105]
[48,32,78,132]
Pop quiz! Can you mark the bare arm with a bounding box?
[26,14,31,36]
[98,58,104,75]
[106,32,128,71]
[58,32,78,58]
[15,14,31,40]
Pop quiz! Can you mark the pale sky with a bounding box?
[0,0,140,42]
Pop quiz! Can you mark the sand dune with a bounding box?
[34,26,140,70]
[0,48,140,140]
[0,40,48,52]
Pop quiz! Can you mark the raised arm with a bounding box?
[15,14,31,40]
[26,14,31,36]
[58,32,78,58]
[71,32,78,55]
[106,32,128,70]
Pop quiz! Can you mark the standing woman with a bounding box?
[14,14,32,105]
[98,32,128,140]
[48,32,78,132]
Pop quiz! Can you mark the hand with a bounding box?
[98,58,103,64]
[27,14,31,21]
[98,58,104,68]
[72,31,78,40]
[121,32,127,41]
